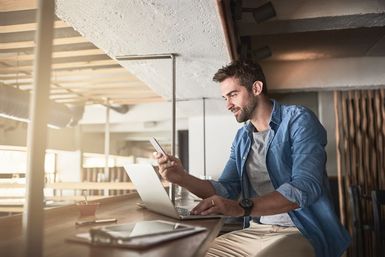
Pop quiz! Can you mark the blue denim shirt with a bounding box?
[210,100,351,257]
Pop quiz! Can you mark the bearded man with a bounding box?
[155,60,351,257]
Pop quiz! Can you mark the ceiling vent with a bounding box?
[0,84,84,128]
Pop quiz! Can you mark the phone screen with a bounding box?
[149,137,167,155]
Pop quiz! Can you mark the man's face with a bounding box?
[220,77,257,123]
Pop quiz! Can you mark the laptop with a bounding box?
[124,163,222,220]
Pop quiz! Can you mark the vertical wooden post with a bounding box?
[22,0,55,257]
[334,91,346,225]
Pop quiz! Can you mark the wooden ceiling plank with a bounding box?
[0,48,105,62]
[2,76,139,86]
[72,90,155,95]
[0,67,128,80]
[111,97,164,105]
[50,67,129,77]
[54,98,89,104]
[0,36,88,50]
[49,87,152,94]
[0,20,70,33]
[0,0,37,12]
[6,80,143,88]
[1,59,118,73]
[86,92,159,98]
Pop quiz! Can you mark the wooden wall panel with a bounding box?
[334,88,385,257]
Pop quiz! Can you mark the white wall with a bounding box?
[318,92,338,176]
[56,151,82,182]
[188,115,242,179]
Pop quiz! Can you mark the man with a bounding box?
[154,60,351,257]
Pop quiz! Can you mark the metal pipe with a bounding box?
[116,54,174,61]
[171,54,176,156]
[114,53,177,203]
[104,100,110,195]
[22,0,55,256]
[170,54,176,203]
[203,97,207,178]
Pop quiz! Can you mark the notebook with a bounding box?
[124,164,222,220]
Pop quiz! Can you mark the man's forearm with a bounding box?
[179,173,216,199]
[250,191,299,216]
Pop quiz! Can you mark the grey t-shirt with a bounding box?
[245,129,295,227]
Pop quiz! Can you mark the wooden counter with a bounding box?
[0,193,223,257]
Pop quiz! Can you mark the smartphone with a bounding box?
[149,137,167,156]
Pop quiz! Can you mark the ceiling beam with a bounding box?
[263,57,385,91]
[0,20,70,33]
[242,0,385,20]
[238,13,385,36]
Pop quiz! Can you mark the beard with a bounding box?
[234,96,258,123]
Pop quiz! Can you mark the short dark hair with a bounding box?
[212,60,267,94]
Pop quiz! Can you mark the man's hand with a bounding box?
[191,195,244,217]
[153,152,187,186]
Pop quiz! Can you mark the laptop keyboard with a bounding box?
[176,207,191,216]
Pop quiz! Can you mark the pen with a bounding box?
[75,218,117,226]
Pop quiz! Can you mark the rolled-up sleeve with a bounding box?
[209,180,231,198]
[276,182,305,209]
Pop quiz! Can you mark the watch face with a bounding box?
[241,198,253,208]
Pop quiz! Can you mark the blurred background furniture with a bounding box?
[349,185,373,257]
[371,189,385,257]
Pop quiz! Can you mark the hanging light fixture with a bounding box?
[235,1,277,23]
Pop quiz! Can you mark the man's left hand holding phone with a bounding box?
[150,137,187,186]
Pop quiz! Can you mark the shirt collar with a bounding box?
[269,99,281,128]
[244,99,280,132]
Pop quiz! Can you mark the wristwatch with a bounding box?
[239,198,254,217]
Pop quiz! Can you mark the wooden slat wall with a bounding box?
[334,88,385,256]
[81,167,131,196]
